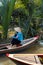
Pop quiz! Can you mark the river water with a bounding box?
[20,42,43,54]
[0,42,43,65]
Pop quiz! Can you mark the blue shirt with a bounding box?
[12,32,23,41]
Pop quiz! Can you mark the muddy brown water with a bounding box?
[0,43,43,65]
[0,56,28,65]
[20,43,43,54]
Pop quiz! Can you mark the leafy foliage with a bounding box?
[0,0,43,39]
[0,0,16,38]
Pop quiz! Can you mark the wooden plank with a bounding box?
[6,54,41,65]
[14,54,35,62]
[13,54,41,64]
[35,56,41,64]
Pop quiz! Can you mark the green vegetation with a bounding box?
[0,0,16,38]
[0,0,43,39]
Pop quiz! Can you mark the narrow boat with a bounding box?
[0,43,10,47]
[6,54,42,65]
[0,36,39,54]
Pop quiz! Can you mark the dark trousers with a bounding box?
[11,38,21,46]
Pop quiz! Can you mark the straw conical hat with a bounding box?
[14,27,21,32]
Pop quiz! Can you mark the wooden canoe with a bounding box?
[0,43,10,47]
[0,36,39,54]
[6,54,42,65]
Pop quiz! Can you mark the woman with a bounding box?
[11,27,23,47]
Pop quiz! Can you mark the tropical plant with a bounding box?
[21,0,43,38]
[0,0,16,38]
[11,0,43,39]
[0,0,43,39]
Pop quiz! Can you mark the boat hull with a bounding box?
[6,54,41,65]
[0,36,39,54]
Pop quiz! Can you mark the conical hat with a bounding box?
[14,27,21,32]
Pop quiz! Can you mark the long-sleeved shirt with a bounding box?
[12,32,23,41]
